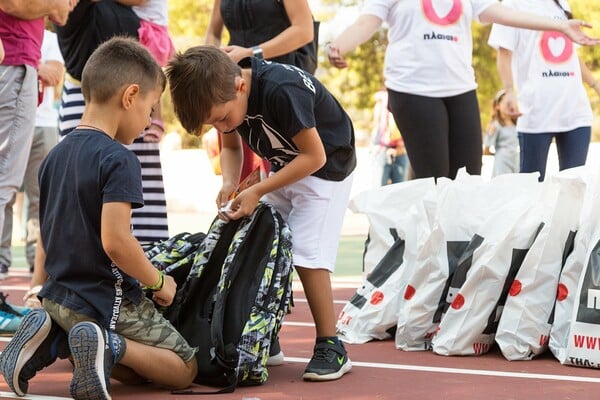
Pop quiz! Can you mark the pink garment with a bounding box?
[0,12,44,67]
[138,19,174,67]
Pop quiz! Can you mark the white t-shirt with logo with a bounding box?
[36,30,64,128]
[488,0,592,133]
[361,0,496,97]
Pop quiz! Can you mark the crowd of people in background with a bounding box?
[0,0,599,398]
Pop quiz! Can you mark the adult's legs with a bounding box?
[444,90,483,178]
[518,132,553,181]
[0,65,37,276]
[555,126,591,171]
[23,126,58,268]
[387,90,450,179]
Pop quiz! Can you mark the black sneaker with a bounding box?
[302,338,352,381]
[0,308,69,396]
[68,321,126,400]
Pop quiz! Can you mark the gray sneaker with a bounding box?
[302,338,352,381]
[0,309,69,396]
[68,321,126,400]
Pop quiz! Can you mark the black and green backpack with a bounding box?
[161,202,294,393]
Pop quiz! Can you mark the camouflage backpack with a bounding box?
[166,202,294,393]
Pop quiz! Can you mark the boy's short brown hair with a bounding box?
[81,36,166,104]
[165,45,241,134]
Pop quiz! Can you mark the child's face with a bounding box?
[205,88,247,133]
[497,96,511,116]
[116,86,162,144]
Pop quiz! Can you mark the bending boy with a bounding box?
[166,46,355,381]
[0,37,197,399]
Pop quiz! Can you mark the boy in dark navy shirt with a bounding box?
[166,46,355,381]
[0,37,197,399]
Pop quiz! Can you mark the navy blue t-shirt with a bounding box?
[38,129,144,329]
[233,58,356,181]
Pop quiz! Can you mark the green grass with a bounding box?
[9,234,368,277]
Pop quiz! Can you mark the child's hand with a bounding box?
[216,182,237,220]
[152,275,176,307]
[225,186,261,221]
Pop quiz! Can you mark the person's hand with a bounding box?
[152,274,176,307]
[216,181,237,220]
[222,45,252,64]
[23,285,43,309]
[37,62,62,87]
[326,43,348,69]
[562,20,600,46]
[503,90,522,118]
[223,186,261,221]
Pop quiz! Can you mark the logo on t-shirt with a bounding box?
[540,32,573,64]
[539,31,575,78]
[422,0,462,26]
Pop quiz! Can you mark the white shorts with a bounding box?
[262,173,354,272]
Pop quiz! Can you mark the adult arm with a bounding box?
[496,47,520,117]
[102,202,177,307]
[224,127,326,220]
[205,0,224,46]
[326,14,382,69]
[0,0,76,25]
[480,3,600,46]
[222,0,314,63]
[580,59,600,97]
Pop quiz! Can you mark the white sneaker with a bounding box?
[267,336,284,366]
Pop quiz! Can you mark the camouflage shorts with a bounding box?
[43,297,197,362]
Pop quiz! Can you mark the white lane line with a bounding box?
[284,357,600,384]
[293,298,347,305]
[0,391,71,399]
[283,321,315,328]
[0,286,29,291]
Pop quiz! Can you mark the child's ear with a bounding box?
[122,84,140,110]
[235,76,246,94]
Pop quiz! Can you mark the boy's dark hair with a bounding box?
[165,45,241,134]
[81,36,166,104]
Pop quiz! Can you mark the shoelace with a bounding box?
[312,345,340,362]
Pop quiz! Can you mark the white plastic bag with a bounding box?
[336,179,436,344]
[496,171,585,360]
[432,174,543,356]
[396,173,540,351]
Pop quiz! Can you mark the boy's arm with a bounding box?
[217,132,243,208]
[102,202,177,306]
[225,127,326,220]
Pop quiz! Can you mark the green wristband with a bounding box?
[144,270,164,291]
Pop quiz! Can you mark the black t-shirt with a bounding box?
[38,129,144,329]
[220,0,316,73]
[233,59,356,181]
[55,0,139,81]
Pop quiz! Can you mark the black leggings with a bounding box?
[387,89,482,179]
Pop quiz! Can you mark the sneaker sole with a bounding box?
[0,309,51,396]
[266,351,285,367]
[302,359,352,382]
[69,322,111,400]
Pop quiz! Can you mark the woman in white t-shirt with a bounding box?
[488,0,600,181]
[326,0,598,180]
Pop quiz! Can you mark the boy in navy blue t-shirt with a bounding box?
[166,45,355,381]
[0,37,197,399]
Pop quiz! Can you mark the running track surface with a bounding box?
[1,272,599,400]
